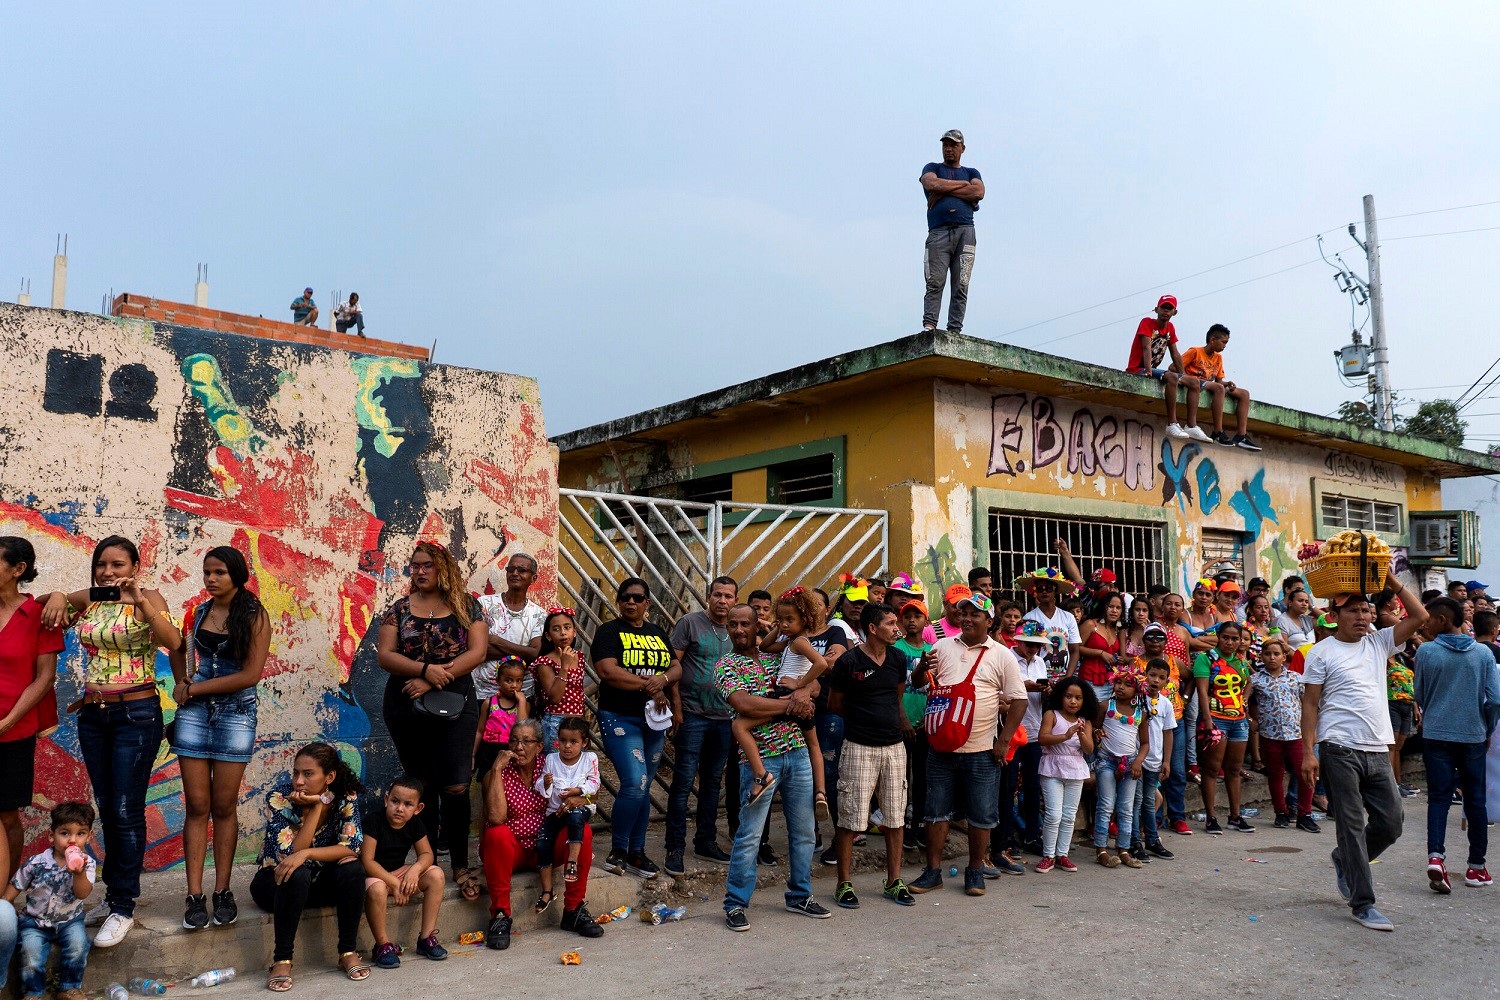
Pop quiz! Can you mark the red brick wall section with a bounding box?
[110,293,430,361]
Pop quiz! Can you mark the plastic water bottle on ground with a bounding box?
[644,902,685,925]
[189,969,237,988]
[129,979,167,995]
[108,985,129,1000]
[1241,806,1261,818]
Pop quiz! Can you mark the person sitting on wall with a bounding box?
[1170,324,1262,451]
[1127,295,1198,438]
[334,293,366,337]
[290,288,319,327]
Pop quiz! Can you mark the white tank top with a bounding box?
[1100,698,1143,759]
[779,643,813,682]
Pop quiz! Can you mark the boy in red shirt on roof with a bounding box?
[1127,295,1202,443]
[1175,324,1261,451]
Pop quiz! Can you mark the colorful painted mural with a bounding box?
[935,381,1438,595]
[0,303,557,869]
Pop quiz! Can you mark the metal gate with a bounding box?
[556,488,888,820]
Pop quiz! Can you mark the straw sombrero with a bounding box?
[1012,567,1078,596]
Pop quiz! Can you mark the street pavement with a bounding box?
[172,797,1496,1000]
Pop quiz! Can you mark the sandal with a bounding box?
[564,860,579,883]
[814,790,830,824]
[266,960,293,992]
[338,952,370,982]
[455,866,483,902]
[747,771,776,805]
[533,889,555,914]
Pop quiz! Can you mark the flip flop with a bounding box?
[814,791,831,824]
[533,890,554,914]
[455,867,483,902]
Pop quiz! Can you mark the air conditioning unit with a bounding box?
[1408,510,1480,568]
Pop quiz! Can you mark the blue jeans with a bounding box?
[1183,693,1199,766]
[665,713,732,854]
[1424,739,1489,865]
[1165,718,1188,823]
[724,750,815,912]
[19,915,89,994]
[1093,753,1139,849]
[815,709,844,829]
[540,714,562,753]
[0,899,16,990]
[1132,768,1162,847]
[596,710,665,854]
[77,698,163,917]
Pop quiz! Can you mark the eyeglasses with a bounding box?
[619,593,648,604]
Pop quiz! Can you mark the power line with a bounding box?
[1026,258,1324,349]
[999,229,1345,340]
[1384,224,1500,243]
[1381,199,1500,222]
[1453,357,1500,410]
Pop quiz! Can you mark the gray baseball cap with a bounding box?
[940,129,965,144]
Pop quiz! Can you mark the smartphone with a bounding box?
[89,585,122,603]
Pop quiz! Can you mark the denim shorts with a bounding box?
[1129,367,1170,380]
[1212,716,1250,743]
[924,749,1000,829]
[1388,700,1417,737]
[171,695,258,763]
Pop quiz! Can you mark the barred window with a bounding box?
[1321,494,1401,534]
[987,509,1166,607]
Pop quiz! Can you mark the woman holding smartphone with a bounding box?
[42,535,182,949]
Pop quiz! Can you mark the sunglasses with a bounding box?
[619,593,648,604]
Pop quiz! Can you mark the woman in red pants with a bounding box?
[479,718,604,949]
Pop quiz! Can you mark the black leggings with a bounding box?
[250,861,363,962]
[385,686,479,871]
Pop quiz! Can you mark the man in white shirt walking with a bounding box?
[1302,571,1427,931]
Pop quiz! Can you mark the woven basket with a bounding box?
[1301,550,1392,599]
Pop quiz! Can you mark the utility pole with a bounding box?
[1362,194,1395,431]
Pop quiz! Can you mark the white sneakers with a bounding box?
[94,913,134,948]
[1183,425,1213,443]
[1165,423,1189,439]
[84,900,110,926]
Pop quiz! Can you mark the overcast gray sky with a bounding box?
[6,2,1500,449]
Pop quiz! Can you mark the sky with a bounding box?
[6,2,1500,451]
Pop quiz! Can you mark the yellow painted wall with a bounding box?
[559,373,1453,607]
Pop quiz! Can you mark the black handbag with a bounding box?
[409,626,467,722]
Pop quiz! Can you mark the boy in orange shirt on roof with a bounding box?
[1174,324,1261,451]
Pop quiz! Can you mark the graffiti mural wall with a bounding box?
[927,381,1440,598]
[0,303,557,869]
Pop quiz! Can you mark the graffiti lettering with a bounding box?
[987,393,1027,475]
[1032,398,1065,470]
[1196,457,1222,515]
[987,393,1154,491]
[1159,439,1200,510]
[1323,452,1400,489]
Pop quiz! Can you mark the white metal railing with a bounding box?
[556,487,888,821]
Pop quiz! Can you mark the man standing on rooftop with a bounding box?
[919,130,983,335]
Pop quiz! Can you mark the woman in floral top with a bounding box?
[249,742,367,990]
[376,542,490,901]
[478,719,603,949]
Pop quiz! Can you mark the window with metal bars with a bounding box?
[1320,493,1402,534]
[987,509,1166,607]
[1200,528,1250,581]
[769,454,835,504]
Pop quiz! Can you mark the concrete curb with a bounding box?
[85,864,642,984]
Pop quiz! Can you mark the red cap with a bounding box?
[1091,568,1118,585]
[1157,294,1178,309]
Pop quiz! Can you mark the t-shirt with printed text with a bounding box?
[590,618,673,717]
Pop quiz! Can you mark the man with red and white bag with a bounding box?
[908,593,1027,896]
